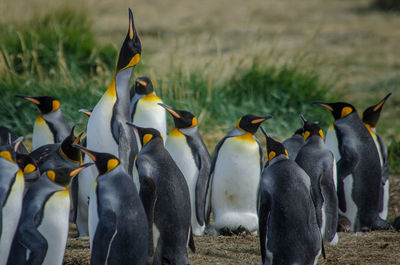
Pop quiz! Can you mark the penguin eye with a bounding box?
[268,151,276,162]
[23,164,36,174]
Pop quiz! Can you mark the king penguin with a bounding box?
[130,77,167,141]
[208,114,271,235]
[74,145,148,265]
[128,124,193,265]
[15,153,40,194]
[77,8,141,237]
[159,103,211,236]
[295,115,338,246]
[7,164,92,265]
[258,127,322,265]
[361,93,392,220]
[282,127,304,160]
[0,127,28,154]
[15,95,70,150]
[0,138,25,265]
[314,101,391,231]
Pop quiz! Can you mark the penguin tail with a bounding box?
[189,227,196,253]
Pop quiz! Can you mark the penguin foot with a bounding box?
[337,215,351,232]
[371,217,392,231]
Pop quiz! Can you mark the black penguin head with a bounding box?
[260,127,288,162]
[60,127,82,163]
[45,163,93,187]
[236,114,272,134]
[0,137,23,164]
[131,76,154,97]
[16,153,40,182]
[16,95,60,114]
[73,145,120,176]
[300,114,324,141]
[361,93,392,128]
[293,127,304,136]
[158,103,197,129]
[79,109,92,117]
[126,123,163,147]
[313,101,357,121]
[115,8,141,73]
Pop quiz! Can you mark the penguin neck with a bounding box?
[114,68,134,120]
[268,154,288,166]
[305,135,323,145]
[364,123,376,136]
[141,137,163,151]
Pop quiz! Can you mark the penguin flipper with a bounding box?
[255,137,264,214]
[194,152,211,226]
[69,176,79,223]
[91,210,117,265]
[259,188,271,265]
[18,227,48,265]
[377,135,389,182]
[139,177,157,257]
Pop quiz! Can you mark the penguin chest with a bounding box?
[37,190,70,265]
[89,182,99,249]
[0,170,24,264]
[32,115,54,150]
[87,92,118,156]
[132,97,167,140]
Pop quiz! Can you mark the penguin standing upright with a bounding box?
[77,8,141,237]
[361,93,392,220]
[282,127,304,160]
[7,164,91,265]
[130,77,167,141]
[160,103,211,236]
[314,101,391,231]
[295,115,338,245]
[73,145,148,265]
[208,114,271,234]
[258,128,322,265]
[0,139,25,265]
[129,124,192,265]
[15,95,70,150]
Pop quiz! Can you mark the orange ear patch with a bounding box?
[341,107,353,118]
[47,170,56,181]
[268,151,276,162]
[107,158,119,172]
[23,164,36,174]
[303,131,310,140]
[143,134,153,146]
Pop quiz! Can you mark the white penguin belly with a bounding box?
[340,174,358,231]
[211,135,260,232]
[0,171,24,265]
[89,182,99,249]
[37,190,70,265]
[379,180,389,220]
[87,92,118,156]
[32,116,54,150]
[166,135,204,235]
[133,99,167,141]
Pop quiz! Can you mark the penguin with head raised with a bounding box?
[159,103,211,236]
[74,145,148,265]
[0,127,28,154]
[128,123,192,265]
[0,138,25,265]
[77,8,141,237]
[208,114,271,235]
[314,101,391,231]
[15,95,70,150]
[282,127,304,160]
[361,93,391,220]
[130,77,167,141]
[258,127,322,265]
[7,164,92,265]
[295,115,338,246]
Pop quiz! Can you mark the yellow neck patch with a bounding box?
[143,134,153,146]
[319,129,324,139]
[364,123,375,136]
[106,74,117,98]
[303,131,310,140]
[285,149,288,156]
[107,158,119,172]
[47,170,56,182]
[23,164,36,174]
[36,115,46,124]
[142,93,161,102]
[236,132,255,142]
[169,128,184,137]
[119,54,141,72]
[341,107,353,118]
[0,151,14,163]
[268,151,276,162]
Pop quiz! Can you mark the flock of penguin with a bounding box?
[0,8,396,265]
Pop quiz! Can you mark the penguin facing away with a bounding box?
[7,164,91,265]
[77,8,141,237]
[73,145,148,265]
[130,77,167,141]
[258,128,322,265]
[208,114,271,234]
[314,101,391,231]
[295,115,338,246]
[160,103,211,236]
[361,92,391,220]
[0,139,25,265]
[282,127,304,160]
[15,153,40,194]
[15,95,70,150]
[128,124,192,265]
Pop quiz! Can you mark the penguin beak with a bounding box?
[13,137,24,152]
[299,114,308,124]
[259,126,270,138]
[128,8,136,41]
[158,103,181,119]
[73,144,97,162]
[373,93,392,112]
[251,115,272,124]
[126,122,140,135]
[313,101,334,111]
[138,80,147,87]
[79,109,92,117]
[70,163,94,177]
[16,95,40,105]
[73,132,84,145]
